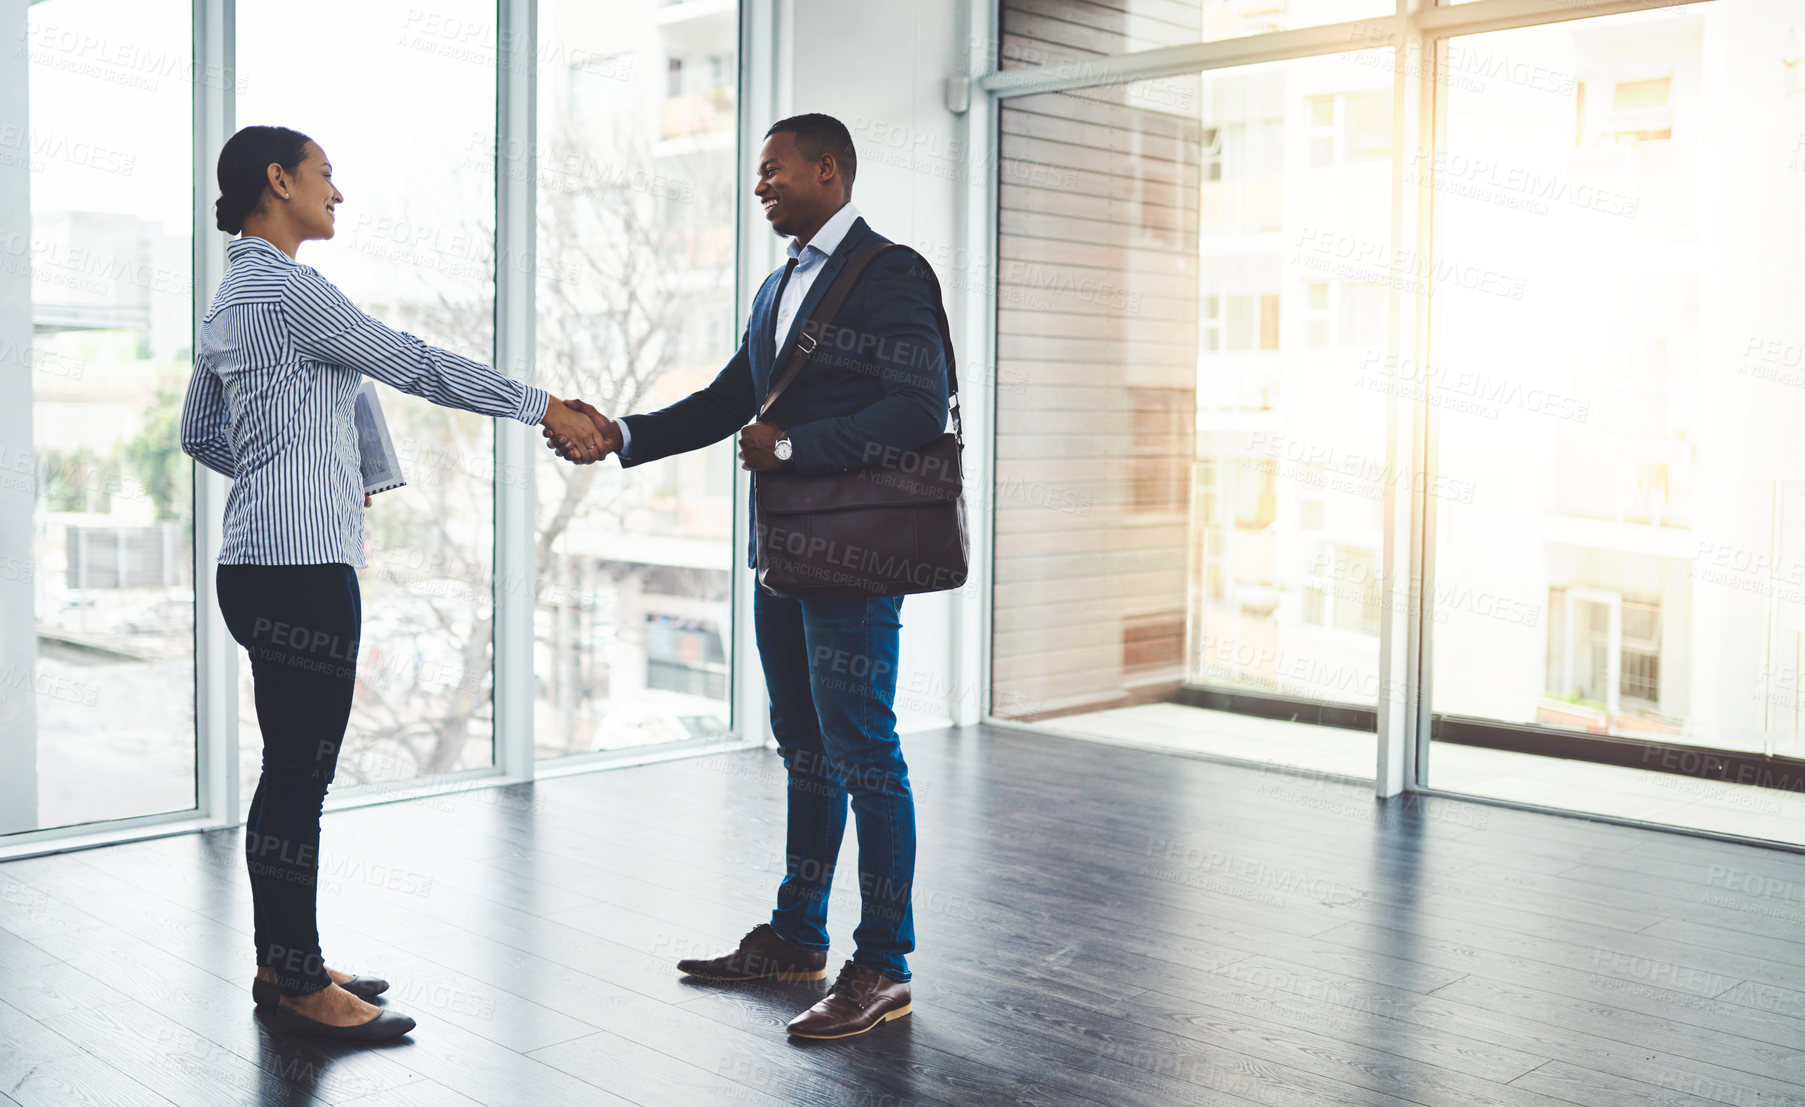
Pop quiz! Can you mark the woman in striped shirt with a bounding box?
[181,125,603,1041]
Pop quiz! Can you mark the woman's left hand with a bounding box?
[364,493,373,508]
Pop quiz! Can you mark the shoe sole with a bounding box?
[786,1003,913,1039]
[678,967,827,982]
[273,1011,416,1040]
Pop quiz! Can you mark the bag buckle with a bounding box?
[796,330,818,357]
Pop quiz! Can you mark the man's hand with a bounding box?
[738,421,787,471]
[364,493,373,508]
[541,395,615,464]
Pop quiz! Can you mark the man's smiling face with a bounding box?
[754,130,832,240]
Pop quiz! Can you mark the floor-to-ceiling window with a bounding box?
[235,0,504,792]
[1425,2,1805,841]
[530,0,739,762]
[1,0,198,835]
[990,2,1393,782]
[987,0,1805,846]
[0,0,747,855]
[989,66,1205,725]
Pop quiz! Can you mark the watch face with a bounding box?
[775,438,793,461]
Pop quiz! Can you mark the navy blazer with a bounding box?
[618,217,951,567]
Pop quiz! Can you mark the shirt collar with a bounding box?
[228,235,295,264]
[786,202,861,264]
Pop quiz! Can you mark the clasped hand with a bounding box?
[542,397,620,464]
[542,399,786,471]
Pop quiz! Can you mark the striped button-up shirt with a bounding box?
[180,235,548,567]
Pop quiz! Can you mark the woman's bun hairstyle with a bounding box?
[214,125,313,235]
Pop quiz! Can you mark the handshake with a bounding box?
[539,396,792,471]
[540,396,621,465]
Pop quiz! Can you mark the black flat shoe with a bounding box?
[271,1003,416,1041]
[253,975,391,1008]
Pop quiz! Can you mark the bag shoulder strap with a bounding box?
[758,241,962,444]
[759,240,894,420]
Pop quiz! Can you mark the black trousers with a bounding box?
[216,563,361,996]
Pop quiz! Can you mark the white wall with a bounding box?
[773,0,978,733]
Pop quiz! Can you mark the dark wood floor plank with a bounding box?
[422,905,744,1010]
[0,924,62,979]
[1639,915,1805,967]
[8,725,1805,1107]
[908,946,1555,1104]
[1309,920,1805,1052]
[968,798,1682,935]
[0,956,129,1023]
[673,989,1141,1107]
[1102,959,1550,1084]
[318,935,604,1055]
[330,1079,485,1107]
[1310,917,1731,999]
[0,997,176,1107]
[1325,908,1805,998]
[1718,978,1805,1021]
[26,923,421,1104]
[0,869,109,942]
[528,1030,792,1107]
[1507,1058,1751,1107]
[5,856,256,983]
[1203,955,1805,1106]
[1432,975,1805,1089]
[42,1000,315,1107]
[353,1017,635,1107]
[386,925,968,1107]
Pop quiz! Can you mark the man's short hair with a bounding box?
[766,113,857,192]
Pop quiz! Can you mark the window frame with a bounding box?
[0,0,765,860]
[971,0,1761,831]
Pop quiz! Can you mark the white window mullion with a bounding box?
[733,0,780,746]
[1377,0,1437,798]
[195,0,239,827]
[493,0,537,782]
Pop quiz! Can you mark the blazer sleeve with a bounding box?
[617,325,758,467]
[279,266,550,425]
[179,356,238,478]
[782,250,949,475]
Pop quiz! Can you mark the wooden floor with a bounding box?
[4,724,1805,1107]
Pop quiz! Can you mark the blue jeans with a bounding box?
[754,587,915,981]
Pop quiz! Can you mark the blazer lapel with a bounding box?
[772,219,872,371]
[748,265,786,395]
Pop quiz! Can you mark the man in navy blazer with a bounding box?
[547,114,948,1039]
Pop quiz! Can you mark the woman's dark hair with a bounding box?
[214,125,313,235]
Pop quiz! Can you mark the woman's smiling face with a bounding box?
[277,141,344,241]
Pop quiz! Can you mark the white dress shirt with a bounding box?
[770,200,862,362]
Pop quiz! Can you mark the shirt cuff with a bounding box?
[616,417,633,464]
[514,385,550,426]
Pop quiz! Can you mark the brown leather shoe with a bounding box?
[785,961,912,1039]
[677,923,828,982]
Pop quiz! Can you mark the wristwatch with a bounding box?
[773,435,793,463]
